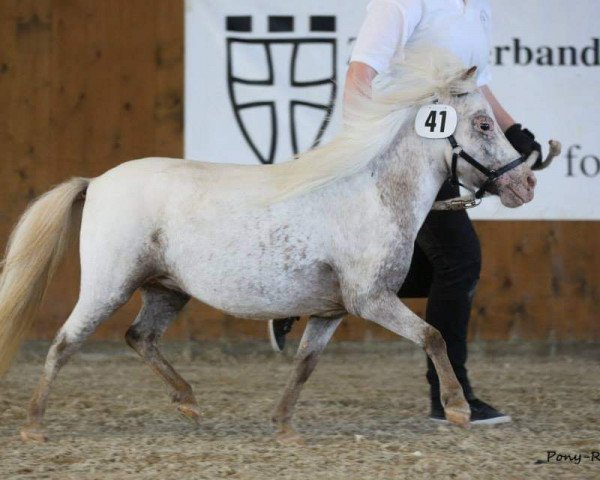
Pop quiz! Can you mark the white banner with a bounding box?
[185,0,600,220]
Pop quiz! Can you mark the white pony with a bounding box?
[0,49,545,444]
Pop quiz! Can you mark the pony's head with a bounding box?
[434,69,536,207]
[268,46,537,207]
[373,49,537,207]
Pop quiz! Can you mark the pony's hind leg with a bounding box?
[124,284,199,423]
[272,315,343,445]
[21,293,131,442]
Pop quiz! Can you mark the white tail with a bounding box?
[0,177,90,375]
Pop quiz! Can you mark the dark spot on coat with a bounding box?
[150,229,164,246]
[123,101,132,111]
[16,168,27,180]
[0,63,8,74]
[125,326,142,348]
[54,335,70,363]
[297,353,318,383]
[146,331,158,344]
[424,327,445,355]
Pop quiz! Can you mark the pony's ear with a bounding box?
[462,66,478,80]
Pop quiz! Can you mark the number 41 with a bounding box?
[425,110,447,132]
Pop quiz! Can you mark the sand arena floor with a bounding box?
[0,342,599,480]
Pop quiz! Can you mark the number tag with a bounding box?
[415,104,458,139]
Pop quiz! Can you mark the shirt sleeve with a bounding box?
[476,2,492,86]
[350,0,423,73]
[476,64,492,87]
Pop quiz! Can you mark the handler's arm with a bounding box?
[344,62,378,104]
[481,86,543,166]
[344,0,423,103]
[480,85,516,132]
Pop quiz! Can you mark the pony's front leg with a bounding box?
[350,290,470,428]
[272,315,343,445]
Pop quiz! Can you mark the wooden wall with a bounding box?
[1,1,598,343]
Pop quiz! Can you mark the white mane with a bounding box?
[267,47,478,202]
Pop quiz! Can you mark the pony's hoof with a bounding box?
[445,406,470,429]
[20,425,48,443]
[177,403,202,425]
[443,390,471,429]
[275,427,305,446]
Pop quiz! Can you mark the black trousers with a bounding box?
[398,181,481,401]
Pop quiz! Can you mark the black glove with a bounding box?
[505,123,543,170]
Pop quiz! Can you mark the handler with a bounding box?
[269,0,543,425]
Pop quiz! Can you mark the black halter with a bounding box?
[447,135,526,199]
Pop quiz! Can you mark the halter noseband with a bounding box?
[447,135,526,199]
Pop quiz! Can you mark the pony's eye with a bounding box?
[480,123,490,131]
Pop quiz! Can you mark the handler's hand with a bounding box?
[505,124,543,170]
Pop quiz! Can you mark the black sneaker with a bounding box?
[268,317,299,352]
[430,397,512,425]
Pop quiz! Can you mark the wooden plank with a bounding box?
[473,221,599,341]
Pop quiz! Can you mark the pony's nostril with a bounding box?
[527,173,537,189]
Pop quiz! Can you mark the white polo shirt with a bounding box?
[351,0,493,86]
